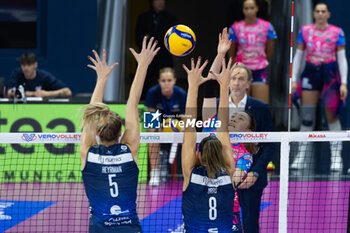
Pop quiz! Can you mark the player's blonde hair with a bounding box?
[81,102,122,142]
[198,136,229,178]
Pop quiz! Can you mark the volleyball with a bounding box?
[162,118,183,132]
[164,25,196,56]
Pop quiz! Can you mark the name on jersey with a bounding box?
[105,216,132,226]
[87,152,133,165]
[191,174,231,187]
[102,166,122,174]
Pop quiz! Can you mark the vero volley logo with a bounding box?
[21,133,80,142]
[21,133,37,142]
[143,110,161,129]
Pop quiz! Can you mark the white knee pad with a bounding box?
[328,119,342,131]
[300,105,316,131]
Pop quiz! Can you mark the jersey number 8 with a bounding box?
[108,174,119,197]
[209,196,217,220]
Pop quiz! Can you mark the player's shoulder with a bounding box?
[328,24,342,32]
[11,68,23,77]
[234,20,245,27]
[302,24,314,31]
[37,69,55,79]
[258,18,270,26]
[147,84,161,95]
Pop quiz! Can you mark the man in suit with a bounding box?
[202,29,274,233]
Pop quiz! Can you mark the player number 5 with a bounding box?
[108,174,119,197]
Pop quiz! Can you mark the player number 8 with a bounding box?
[209,196,217,220]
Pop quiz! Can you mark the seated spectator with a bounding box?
[145,67,186,186]
[6,53,72,98]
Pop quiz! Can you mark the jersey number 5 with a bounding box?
[108,174,119,197]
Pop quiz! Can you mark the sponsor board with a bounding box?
[0,104,148,182]
[229,133,268,141]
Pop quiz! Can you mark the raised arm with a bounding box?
[88,49,118,104]
[210,59,236,178]
[203,27,231,121]
[121,37,160,161]
[80,49,118,166]
[182,57,209,185]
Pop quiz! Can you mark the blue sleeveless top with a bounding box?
[182,166,235,233]
[82,143,140,229]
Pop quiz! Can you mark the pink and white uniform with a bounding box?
[298,24,345,65]
[294,24,346,117]
[232,143,253,212]
[228,18,277,71]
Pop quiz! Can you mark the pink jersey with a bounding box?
[298,24,346,65]
[229,18,277,70]
[232,143,253,213]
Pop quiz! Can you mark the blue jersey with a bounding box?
[6,68,67,91]
[82,144,141,232]
[182,166,234,233]
[145,84,187,118]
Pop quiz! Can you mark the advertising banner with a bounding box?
[0,104,148,182]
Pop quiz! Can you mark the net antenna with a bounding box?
[288,1,295,132]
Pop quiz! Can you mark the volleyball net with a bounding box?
[0,132,349,233]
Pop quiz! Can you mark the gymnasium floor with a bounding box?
[1,179,349,233]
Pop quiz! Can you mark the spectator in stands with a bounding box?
[136,0,176,100]
[6,53,72,98]
[145,67,186,186]
[203,27,275,233]
[291,2,348,172]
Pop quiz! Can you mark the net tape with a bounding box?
[1,131,350,144]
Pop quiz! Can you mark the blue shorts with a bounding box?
[300,62,343,117]
[251,68,268,84]
[89,215,142,233]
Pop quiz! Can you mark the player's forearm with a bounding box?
[90,80,107,103]
[183,87,198,133]
[125,64,147,131]
[337,49,348,84]
[207,53,225,80]
[265,40,275,61]
[53,88,72,98]
[127,64,147,107]
[217,85,232,169]
[185,87,198,118]
[25,91,36,97]
[217,85,229,130]
[7,89,15,98]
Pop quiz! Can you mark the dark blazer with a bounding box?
[245,96,275,190]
